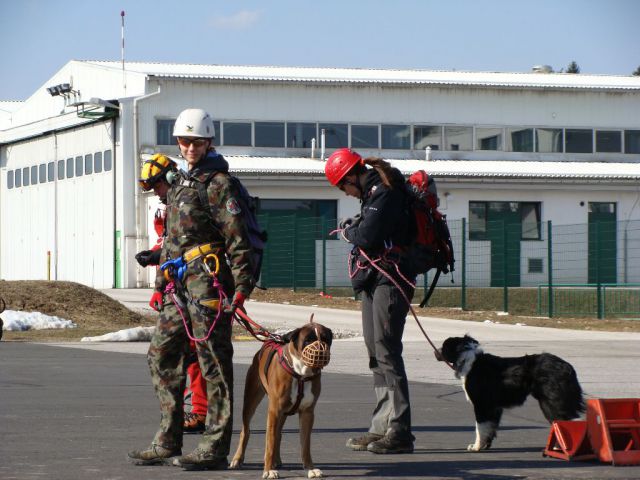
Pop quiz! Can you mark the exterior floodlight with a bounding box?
[58,83,72,94]
[46,82,77,98]
[47,86,60,96]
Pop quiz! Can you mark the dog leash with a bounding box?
[234,308,285,344]
[354,246,455,371]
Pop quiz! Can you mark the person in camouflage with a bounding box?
[128,108,256,471]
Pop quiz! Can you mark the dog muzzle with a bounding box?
[301,341,331,369]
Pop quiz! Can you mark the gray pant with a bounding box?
[361,282,414,441]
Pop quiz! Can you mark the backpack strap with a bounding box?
[419,268,441,308]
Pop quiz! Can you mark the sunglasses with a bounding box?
[177,137,209,148]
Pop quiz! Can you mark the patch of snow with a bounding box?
[1,310,76,331]
[81,326,155,342]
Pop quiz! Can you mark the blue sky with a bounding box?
[1,0,638,100]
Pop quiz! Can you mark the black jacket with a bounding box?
[343,169,415,292]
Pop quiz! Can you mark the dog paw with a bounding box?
[262,470,280,479]
[307,468,324,478]
[467,443,490,452]
[229,458,243,469]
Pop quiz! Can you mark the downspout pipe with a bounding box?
[132,85,161,287]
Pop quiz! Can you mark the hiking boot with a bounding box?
[346,432,383,451]
[174,448,228,471]
[183,412,206,433]
[367,435,414,454]
[127,444,181,465]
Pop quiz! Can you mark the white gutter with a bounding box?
[132,85,161,287]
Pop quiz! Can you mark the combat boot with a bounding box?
[127,444,181,465]
[175,448,228,471]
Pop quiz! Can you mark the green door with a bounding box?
[488,202,521,287]
[588,202,617,284]
[258,200,337,288]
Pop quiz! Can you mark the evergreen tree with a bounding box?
[633,66,640,76]
[566,61,580,74]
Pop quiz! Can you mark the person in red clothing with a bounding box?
[135,154,207,433]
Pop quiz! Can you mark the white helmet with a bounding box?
[173,108,215,138]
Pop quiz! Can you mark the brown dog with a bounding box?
[230,320,333,479]
[0,297,5,341]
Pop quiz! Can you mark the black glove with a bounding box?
[135,249,161,267]
[339,214,361,230]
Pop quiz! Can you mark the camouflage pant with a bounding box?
[147,267,234,456]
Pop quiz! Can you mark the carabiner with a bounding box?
[202,253,220,276]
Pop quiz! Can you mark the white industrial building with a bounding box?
[1,60,639,289]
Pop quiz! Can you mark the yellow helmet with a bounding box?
[139,154,176,191]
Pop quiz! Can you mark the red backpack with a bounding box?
[406,170,455,307]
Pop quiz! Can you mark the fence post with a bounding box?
[461,218,467,311]
[321,216,327,293]
[503,220,509,313]
[292,214,297,292]
[261,213,269,288]
[596,222,603,319]
[547,220,553,318]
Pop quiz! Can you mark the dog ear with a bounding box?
[323,327,333,345]
[281,327,301,344]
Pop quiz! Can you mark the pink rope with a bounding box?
[164,276,229,343]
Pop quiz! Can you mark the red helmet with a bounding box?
[325,148,363,186]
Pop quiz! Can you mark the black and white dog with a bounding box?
[437,335,585,451]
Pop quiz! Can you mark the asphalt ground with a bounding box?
[2,340,640,480]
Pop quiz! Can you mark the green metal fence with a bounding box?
[255,213,640,319]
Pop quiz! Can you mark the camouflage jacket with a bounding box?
[154,151,255,297]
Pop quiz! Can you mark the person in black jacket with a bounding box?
[325,148,416,454]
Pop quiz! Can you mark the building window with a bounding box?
[444,126,473,151]
[625,130,640,154]
[223,122,252,146]
[254,122,284,147]
[104,150,112,171]
[469,202,487,240]
[85,154,93,175]
[31,165,38,185]
[469,201,541,241]
[39,163,46,183]
[565,129,593,153]
[58,160,65,180]
[351,124,379,148]
[506,127,534,152]
[414,125,441,150]
[319,123,348,148]
[596,130,622,153]
[521,202,541,240]
[15,168,21,188]
[535,128,563,153]
[75,156,83,177]
[287,122,316,148]
[23,167,30,186]
[66,158,74,178]
[381,124,410,149]
[476,127,503,150]
[156,119,175,146]
[7,170,14,189]
[94,152,103,173]
[47,162,54,182]
[528,258,544,273]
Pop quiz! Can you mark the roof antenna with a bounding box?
[121,10,126,96]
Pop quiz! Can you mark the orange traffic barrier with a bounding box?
[587,398,640,466]
[543,420,596,461]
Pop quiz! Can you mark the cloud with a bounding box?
[209,9,262,30]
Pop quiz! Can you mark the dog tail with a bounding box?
[529,354,585,422]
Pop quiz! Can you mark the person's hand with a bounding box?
[149,291,164,311]
[224,292,247,315]
[339,214,360,230]
[135,249,161,267]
